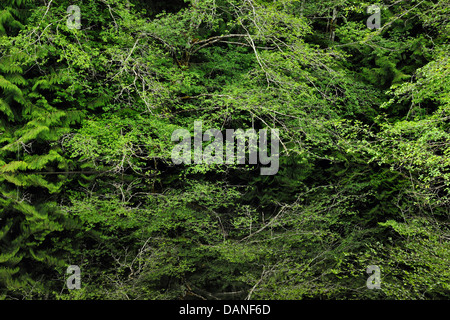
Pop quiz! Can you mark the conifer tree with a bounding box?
[0,0,81,298]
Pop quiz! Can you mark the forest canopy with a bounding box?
[0,0,449,300]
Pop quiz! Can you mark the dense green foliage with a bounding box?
[0,0,449,300]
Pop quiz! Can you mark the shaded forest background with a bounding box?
[0,0,449,299]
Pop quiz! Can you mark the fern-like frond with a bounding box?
[0,97,14,120]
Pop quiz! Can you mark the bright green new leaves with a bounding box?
[0,0,449,300]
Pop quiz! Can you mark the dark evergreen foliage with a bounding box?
[0,0,448,300]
